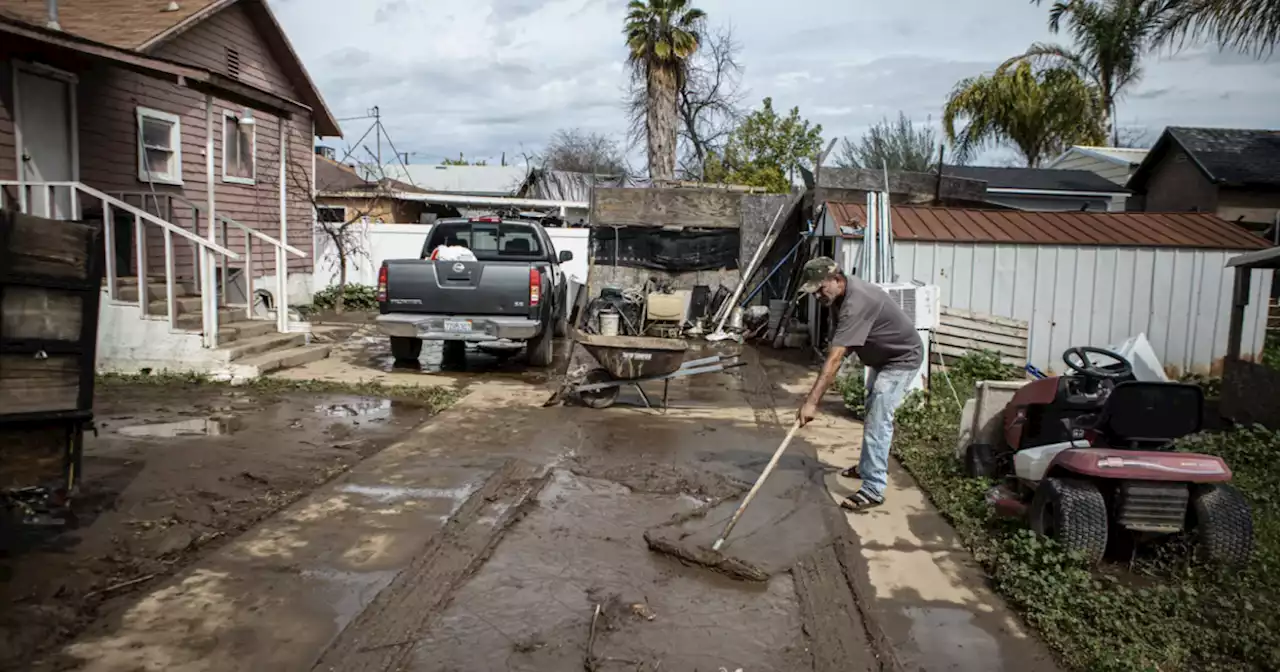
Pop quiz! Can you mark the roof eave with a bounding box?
[986,187,1129,197]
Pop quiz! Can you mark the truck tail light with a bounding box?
[377,264,388,302]
[529,267,541,307]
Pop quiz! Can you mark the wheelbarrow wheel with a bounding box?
[578,369,621,409]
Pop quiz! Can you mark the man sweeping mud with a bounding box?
[795,257,922,511]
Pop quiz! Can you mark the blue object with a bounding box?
[741,233,810,306]
[1025,363,1047,379]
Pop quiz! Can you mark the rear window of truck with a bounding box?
[423,222,543,261]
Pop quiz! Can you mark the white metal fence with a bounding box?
[838,239,1274,375]
[313,222,591,296]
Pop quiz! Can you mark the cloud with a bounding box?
[270,0,1280,167]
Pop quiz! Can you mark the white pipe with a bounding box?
[277,116,289,333]
[204,94,218,347]
[46,0,60,30]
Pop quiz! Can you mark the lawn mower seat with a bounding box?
[1094,381,1204,450]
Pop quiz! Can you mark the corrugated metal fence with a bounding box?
[838,240,1273,375]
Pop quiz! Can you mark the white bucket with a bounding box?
[600,311,620,336]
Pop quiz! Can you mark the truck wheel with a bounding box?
[390,337,422,363]
[1190,483,1254,566]
[442,340,467,363]
[526,328,554,367]
[578,369,620,409]
[1029,477,1108,565]
[554,287,569,338]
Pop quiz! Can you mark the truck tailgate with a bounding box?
[383,259,532,316]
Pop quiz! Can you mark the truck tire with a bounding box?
[526,327,554,367]
[1190,483,1254,566]
[390,337,422,364]
[554,286,569,338]
[1029,477,1108,565]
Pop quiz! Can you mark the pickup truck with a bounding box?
[375,216,572,367]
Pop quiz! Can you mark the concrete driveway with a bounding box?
[37,336,1057,672]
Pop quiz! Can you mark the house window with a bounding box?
[316,206,346,224]
[222,112,256,185]
[136,107,182,185]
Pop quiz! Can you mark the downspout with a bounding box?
[46,0,60,30]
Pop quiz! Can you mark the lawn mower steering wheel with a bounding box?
[1062,347,1133,379]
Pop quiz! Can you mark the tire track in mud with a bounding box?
[736,349,904,672]
[310,459,550,672]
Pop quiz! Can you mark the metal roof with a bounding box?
[942,164,1129,194]
[828,202,1268,250]
[377,164,530,196]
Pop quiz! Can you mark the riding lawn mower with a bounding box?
[957,345,1254,566]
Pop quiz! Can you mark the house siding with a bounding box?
[1141,147,1219,213]
[2,4,319,294]
[1217,188,1280,230]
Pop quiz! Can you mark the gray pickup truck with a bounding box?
[375,217,572,367]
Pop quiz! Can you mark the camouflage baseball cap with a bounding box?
[796,256,840,295]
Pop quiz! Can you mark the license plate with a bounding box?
[442,319,472,333]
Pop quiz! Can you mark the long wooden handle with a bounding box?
[712,421,803,551]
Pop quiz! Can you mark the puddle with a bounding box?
[336,482,481,505]
[314,398,393,419]
[116,416,241,438]
[301,567,399,632]
[902,606,1003,671]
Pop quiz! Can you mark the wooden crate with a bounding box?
[932,307,1029,367]
[0,210,103,502]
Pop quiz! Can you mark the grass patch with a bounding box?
[890,352,1280,672]
[97,371,459,413]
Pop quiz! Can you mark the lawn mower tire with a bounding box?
[1190,483,1254,567]
[963,443,998,478]
[1030,477,1108,565]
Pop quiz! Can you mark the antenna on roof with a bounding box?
[45,0,60,30]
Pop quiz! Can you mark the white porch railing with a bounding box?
[112,192,305,334]
[0,180,239,348]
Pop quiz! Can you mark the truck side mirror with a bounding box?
[559,250,574,263]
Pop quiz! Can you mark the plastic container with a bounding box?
[600,311,620,336]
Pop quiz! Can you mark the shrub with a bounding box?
[311,284,378,312]
[890,351,1280,672]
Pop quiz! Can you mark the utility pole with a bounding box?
[369,105,381,166]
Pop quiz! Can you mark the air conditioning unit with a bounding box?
[877,283,940,330]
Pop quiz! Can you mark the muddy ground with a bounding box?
[0,385,437,670]
[8,338,899,672]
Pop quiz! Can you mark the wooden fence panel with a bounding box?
[933,307,1030,367]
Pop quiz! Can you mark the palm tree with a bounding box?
[943,61,1108,167]
[1154,0,1280,56]
[624,0,706,181]
[1008,0,1166,145]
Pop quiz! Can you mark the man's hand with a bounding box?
[797,401,818,427]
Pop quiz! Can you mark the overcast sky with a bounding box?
[272,0,1280,168]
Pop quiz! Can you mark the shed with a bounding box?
[1221,246,1280,429]
[825,203,1272,375]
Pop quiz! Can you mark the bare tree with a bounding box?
[538,128,629,175]
[289,130,391,313]
[836,113,940,172]
[1115,125,1155,148]
[628,26,744,180]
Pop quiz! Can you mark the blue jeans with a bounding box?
[858,367,915,500]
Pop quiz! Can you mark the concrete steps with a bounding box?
[101,277,333,381]
[229,344,333,379]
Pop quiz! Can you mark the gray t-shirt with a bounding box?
[830,275,923,371]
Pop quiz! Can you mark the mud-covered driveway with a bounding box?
[27,347,889,672]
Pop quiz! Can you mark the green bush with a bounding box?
[891,351,1280,672]
[311,284,378,312]
[1179,372,1223,399]
[836,370,868,419]
[1264,330,1280,371]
